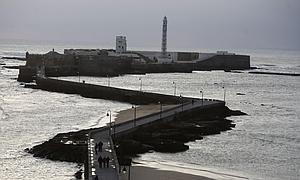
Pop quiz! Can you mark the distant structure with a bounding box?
[116,36,127,53]
[17,16,251,82]
[161,16,168,57]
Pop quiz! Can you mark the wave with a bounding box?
[247,132,300,145]
[259,64,276,67]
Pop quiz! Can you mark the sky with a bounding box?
[0,0,300,51]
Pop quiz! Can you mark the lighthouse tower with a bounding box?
[161,16,168,57]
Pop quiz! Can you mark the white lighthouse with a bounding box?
[161,16,168,57]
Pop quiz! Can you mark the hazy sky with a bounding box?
[0,0,299,50]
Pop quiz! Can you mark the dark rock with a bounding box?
[26,128,95,163]
[149,139,189,153]
[24,84,38,89]
[249,71,300,76]
[1,56,26,61]
[75,169,83,179]
[3,65,19,69]
[116,139,153,156]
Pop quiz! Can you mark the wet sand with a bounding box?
[120,166,214,180]
[115,104,178,124]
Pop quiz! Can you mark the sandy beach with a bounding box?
[119,166,214,180]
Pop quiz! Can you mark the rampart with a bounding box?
[18,50,250,82]
[195,55,250,70]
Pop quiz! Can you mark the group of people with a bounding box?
[98,155,110,168]
[95,141,103,154]
[93,140,110,180]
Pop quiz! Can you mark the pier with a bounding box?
[87,99,224,180]
[33,77,226,180]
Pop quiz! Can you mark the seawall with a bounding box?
[35,77,190,105]
[195,55,250,70]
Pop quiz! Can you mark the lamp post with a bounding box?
[139,77,142,91]
[179,94,183,111]
[122,166,131,180]
[111,122,116,139]
[172,81,176,96]
[107,75,110,87]
[200,90,204,106]
[77,71,80,83]
[158,101,162,119]
[132,105,137,127]
[222,86,226,103]
[107,110,112,136]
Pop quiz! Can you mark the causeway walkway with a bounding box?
[87,98,224,180]
[88,129,119,180]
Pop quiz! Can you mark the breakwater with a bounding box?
[35,77,190,105]
[28,77,246,179]
[115,106,241,157]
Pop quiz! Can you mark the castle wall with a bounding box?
[195,55,250,70]
[18,50,250,83]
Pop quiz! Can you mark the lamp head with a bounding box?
[122,167,127,173]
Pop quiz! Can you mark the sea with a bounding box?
[0,42,299,180]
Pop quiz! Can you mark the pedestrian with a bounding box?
[105,157,110,168]
[95,143,98,155]
[94,175,98,180]
[98,156,103,168]
[98,141,103,152]
[102,157,106,168]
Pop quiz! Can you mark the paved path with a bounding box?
[89,129,119,180]
[88,99,224,180]
[113,99,223,135]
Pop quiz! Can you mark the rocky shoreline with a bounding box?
[114,106,246,159]
[25,106,246,178]
[25,128,92,163]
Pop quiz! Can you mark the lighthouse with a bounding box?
[161,16,168,57]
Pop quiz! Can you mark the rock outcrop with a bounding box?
[114,106,246,159]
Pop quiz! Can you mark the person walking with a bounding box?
[98,141,103,152]
[98,156,103,168]
[95,143,98,155]
[94,175,99,180]
[105,157,110,168]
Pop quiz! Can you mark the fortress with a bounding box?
[18,16,250,82]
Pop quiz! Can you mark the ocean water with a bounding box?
[0,42,299,180]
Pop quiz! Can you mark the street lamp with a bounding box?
[179,94,183,111]
[122,166,131,180]
[77,71,80,83]
[222,86,226,103]
[107,75,110,87]
[139,77,142,91]
[107,110,112,136]
[56,69,58,79]
[158,101,163,119]
[172,81,176,96]
[132,105,137,127]
[200,90,204,106]
[111,122,116,139]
